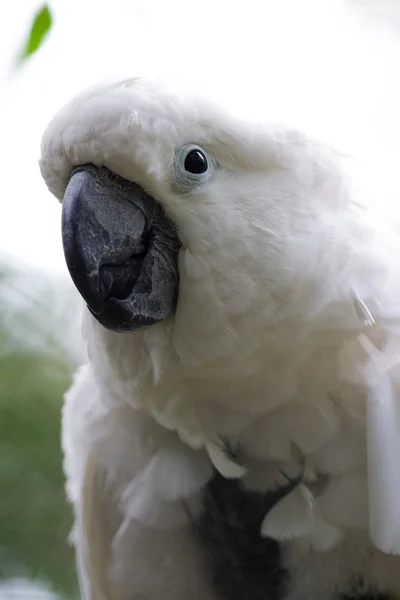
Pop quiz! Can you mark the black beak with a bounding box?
[61,164,180,332]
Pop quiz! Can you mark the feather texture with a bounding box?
[40,75,400,599]
[78,453,116,600]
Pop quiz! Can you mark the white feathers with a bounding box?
[78,453,118,600]
[205,440,247,479]
[40,76,400,598]
[307,517,344,553]
[367,372,400,554]
[261,485,314,541]
[336,306,400,554]
[317,472,369,530]
[63,363,218,600]
[119,444,212,529]
[260,470,368,552]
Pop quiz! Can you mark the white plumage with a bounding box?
[40,76,400,600]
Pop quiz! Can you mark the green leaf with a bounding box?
[18,3,53,63]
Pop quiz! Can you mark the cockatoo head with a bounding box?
[40,77,352,361]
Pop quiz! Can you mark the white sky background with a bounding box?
[0,0,400,280]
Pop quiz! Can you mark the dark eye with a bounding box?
[173,143,216,193]
[184,149,208,174]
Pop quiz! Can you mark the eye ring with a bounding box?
[173,144,215,193]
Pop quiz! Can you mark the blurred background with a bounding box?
[0,0,400,597]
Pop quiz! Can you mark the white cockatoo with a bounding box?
[39,76,400,600]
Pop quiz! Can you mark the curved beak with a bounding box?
[62,164,180,332]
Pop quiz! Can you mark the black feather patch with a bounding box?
[197,471,290,600]
[197,470,394,600]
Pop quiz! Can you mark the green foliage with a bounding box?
[18,4,53,63]
[0,267,79,598]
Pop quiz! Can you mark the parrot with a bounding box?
[39,75,400,600]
